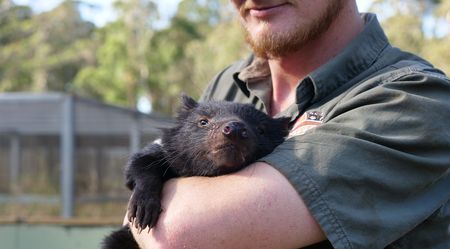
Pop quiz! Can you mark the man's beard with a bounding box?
[243,1,344,59]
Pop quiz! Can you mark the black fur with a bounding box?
[102,95,290,249]
[102,226,140,249]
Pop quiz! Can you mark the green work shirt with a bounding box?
[200,13,450,249]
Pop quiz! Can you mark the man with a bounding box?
[126,0,450,248]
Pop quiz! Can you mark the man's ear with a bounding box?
[180,94,198,112]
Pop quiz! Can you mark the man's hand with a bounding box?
[127,162,326,249]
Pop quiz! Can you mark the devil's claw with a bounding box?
[128,189,162,230]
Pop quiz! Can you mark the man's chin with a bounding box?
[246,34,298,59]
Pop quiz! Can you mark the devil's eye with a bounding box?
[199,119,209,126]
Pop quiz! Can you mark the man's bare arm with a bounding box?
[128,162,326,249]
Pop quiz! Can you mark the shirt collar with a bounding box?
[308,13,389,103]
[233,13,389,112]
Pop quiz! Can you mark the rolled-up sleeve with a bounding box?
[261,73,450,249]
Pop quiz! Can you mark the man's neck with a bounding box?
[269,3,364,116]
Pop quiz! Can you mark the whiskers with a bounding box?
[163,136,210,176]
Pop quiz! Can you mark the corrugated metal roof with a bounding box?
[0,92,172,135]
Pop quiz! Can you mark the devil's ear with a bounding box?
[180,94,198,111]
[276,116,291,131]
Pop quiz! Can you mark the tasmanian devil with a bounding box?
[102,95,290,249]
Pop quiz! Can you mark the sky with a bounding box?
[13,0,182,27]
[13,0,373,27]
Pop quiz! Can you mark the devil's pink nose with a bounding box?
[222,122,248,139]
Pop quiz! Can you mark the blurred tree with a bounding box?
[0,0,94,92]
[0,0,34,90]
[76,0,244,113]
[73,21,130,105]
[74,0,157,108]
[145,0,209,113]
[135,0,212,113]
[186,17,249,97]
[370,0,450,74]
[421,0,450,74]
[145,0,248,113]
[31,0,95,91]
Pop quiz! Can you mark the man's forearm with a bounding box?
[129,162,325,249]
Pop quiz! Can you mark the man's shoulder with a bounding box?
[374,47,449,84]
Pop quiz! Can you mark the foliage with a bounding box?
[145,0,247,113]
[186,20,249,92]
[0,0,448,114]
[0,0,94,92]
[370,0,450,74]
[74,0,157,107]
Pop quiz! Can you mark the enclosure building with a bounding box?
[0,92,172,218]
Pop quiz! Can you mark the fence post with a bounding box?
[9,132,20,193]
[130,113,141,154]
[60,95,75,218]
